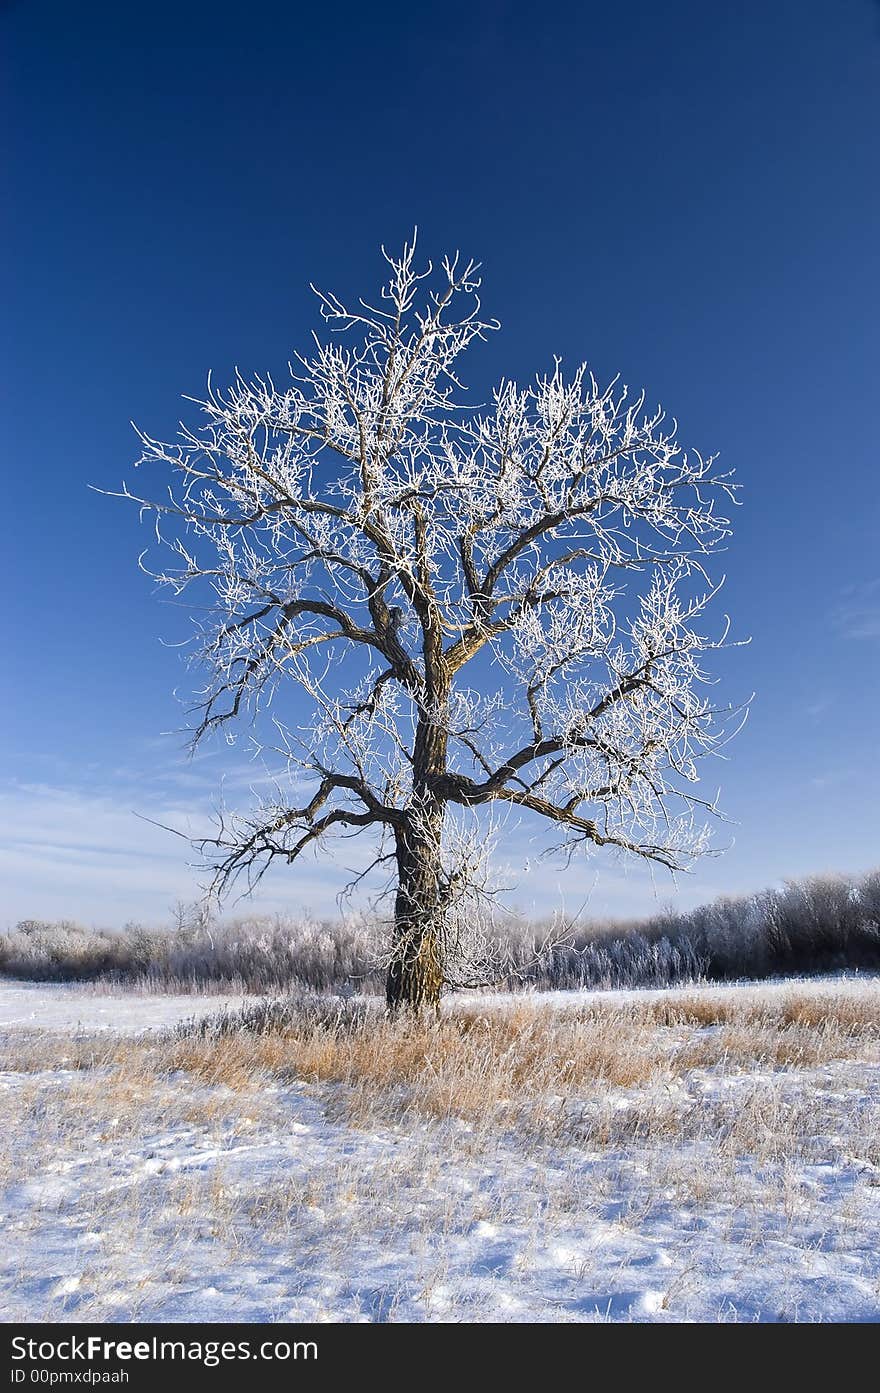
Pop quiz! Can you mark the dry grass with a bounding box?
[165,1003,669,1125]
[643,987,880,1034]
[4,984,878,1146]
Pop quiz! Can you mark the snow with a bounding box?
[0,980,263,1034]
[2,975,880,1322]
[463,971,880,1013]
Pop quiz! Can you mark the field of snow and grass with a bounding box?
[2,975,880,1322]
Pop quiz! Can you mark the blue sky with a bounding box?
[2,0,878,928]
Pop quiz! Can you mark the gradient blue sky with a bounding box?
[2,0,878,927]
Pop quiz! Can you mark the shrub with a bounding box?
[3,868,879,994]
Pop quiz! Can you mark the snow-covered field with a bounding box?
[0,980,264,1034]
[2,976,880,1322]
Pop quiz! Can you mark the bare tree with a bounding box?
[119,238,743,1011]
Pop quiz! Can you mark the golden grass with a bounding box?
[3,984,878,1145]
[158,1003,669,1131]
[641,987,880,1034]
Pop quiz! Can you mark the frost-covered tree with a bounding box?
[121,239,742,1010]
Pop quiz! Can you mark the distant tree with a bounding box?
[120,239,743,1011]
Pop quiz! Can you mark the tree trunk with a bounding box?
[386,804,445,1014]
[386,655,449,1014]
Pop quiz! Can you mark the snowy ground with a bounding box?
[2,976,880,1322]
[0,980,264,1034]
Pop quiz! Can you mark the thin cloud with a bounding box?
[0,780,211,924]
[832,579,880,640]
[803,697,832,720]
[0,779,354,927]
